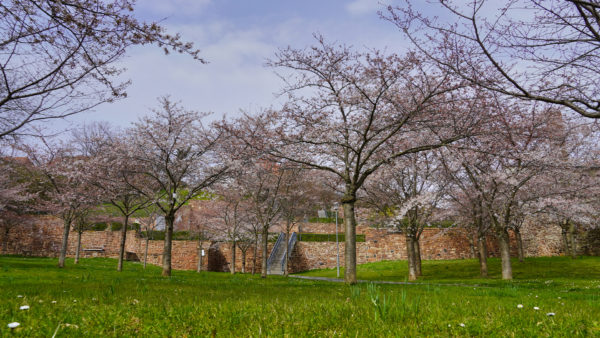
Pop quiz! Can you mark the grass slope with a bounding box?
[1,256,599,337]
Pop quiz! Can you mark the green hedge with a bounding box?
[308,217,344,224]
[140,231,201,241]
[90,222,108,231]
[298,233,365,242]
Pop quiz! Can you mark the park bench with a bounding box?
[83,246,105,252]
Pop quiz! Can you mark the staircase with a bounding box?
[267,232,298,275]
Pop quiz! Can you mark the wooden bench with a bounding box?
[83,247,105,252]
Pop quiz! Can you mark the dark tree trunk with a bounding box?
[117,214,130,272]
[497,228,513,280]
[414,237,422,276]
[261,227,268,278]
[406,235,417,281]
[58,216,72,268]
[561,226,570,255]
[231,240,236,275]
[342,200,357,284]
[144,237,149,269]
[568,223,577,259]
[515,228,524,262]
[75,231,82,264]
[252,233,258,275]
[477,235,488,278]
[162,213,175,277]
[241,249,246,273]
[2,226,10,254]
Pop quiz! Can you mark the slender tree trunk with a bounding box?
[252,233,258,275]
[2,227,9,254]
[515,228,524,262]
[406,235,417,281]
[144,237,149,269]
[342,200,357,284]
[284,230,289,277]
[261,227,268,278]
[231,240,236,274]
[75,231,82,264]
[561,225,570,255]
[568,223,577,259]
[241,249,246,273]
[117,214,130,272]
[468,231,477,259]
[58,216,72,268]
[477,235,488,278]
[162,213,175,277]
[197,241,203,272]
[497,228,513,280]
[414,237,422,276]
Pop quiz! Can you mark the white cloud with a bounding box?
[345,0,386,16]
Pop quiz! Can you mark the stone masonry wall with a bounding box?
[1,215,597,273]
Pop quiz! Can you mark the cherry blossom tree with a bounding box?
[0,0,203,139]
[230,38,484,283]
[386,1,600,118]
[23,139,101,268]
[363,152,447,280]
[124,97,228,276]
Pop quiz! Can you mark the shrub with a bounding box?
[298,233,365,242]
[110,222,123,231]
[90,222,108,231]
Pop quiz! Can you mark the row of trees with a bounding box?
[1,0,599,283]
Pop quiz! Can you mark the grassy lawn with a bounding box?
[0,256,599,337]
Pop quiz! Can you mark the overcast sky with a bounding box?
[64,0,419,130]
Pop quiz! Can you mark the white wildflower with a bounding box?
[459,323,465,327]
[17,295,23,298]
[517,304,524,308]
[534,307,540,310]
[51,301,57,304]
[7,322,20,329]
[546,312,555,316]
[19,305,29,310]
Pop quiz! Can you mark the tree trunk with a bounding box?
[568,223,577,259]
[477,235,488,278]
[230,240,236,275]
[261,227,268,278]
[284,230,289,277]
[117,214,129,272]
[497,228,513,280]
[58,217,71,268]
[162,213,175,277]
[197,241,203,272]
[2,227,9,254]
[468,231,476,259]
[75,231,82,264]
[414,237,422,277]
[342,200,357,284]
[144,237,149,269]
[515,228,524,262]
[406,235,417,281]
[561,226,570,255]
[252,233,258,275]
[241,249,246,273]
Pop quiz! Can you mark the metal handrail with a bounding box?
[267,232,284,268]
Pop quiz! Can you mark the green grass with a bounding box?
[1,256,599,336]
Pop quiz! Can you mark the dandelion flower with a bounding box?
[7,322,20,329]
[459,323,465,327]
[546,313,555,316]
[533,307,540,310]
[19,305,29,310]
[517,304,524,308]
